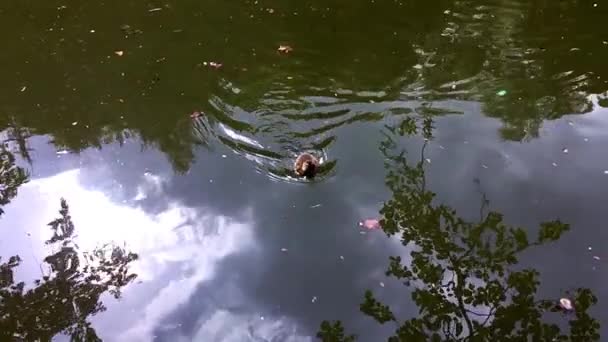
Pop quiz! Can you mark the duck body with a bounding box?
[294,153,319,178]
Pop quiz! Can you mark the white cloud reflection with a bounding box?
[10,168,309,341]
[186,310,311,342]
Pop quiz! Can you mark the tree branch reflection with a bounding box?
[0,149,139,341]
[318,115,599,341]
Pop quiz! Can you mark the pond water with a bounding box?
[1,0,608,341]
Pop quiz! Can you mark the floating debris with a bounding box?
[559,298,574,311]
[56,150,70,155]
[379,282,385,288]
[281,248,288,252]
[552,162,558,167]
[339,255,344,260]
[438,145,446,150]
[425,158,431,164]
[562,148,569,154]
[203,61,222,69]
[277,45,293,53]
[20,86,27,92]
[190,111,203,119]
[496,89,507,96]
[310,204,322,208]
[588,246,593,251]
[567,120,574,126]
[71,121,78,126]
[114,50,124,56]
[359,219,381,230]
[482,164,488,169]
[584,138,589,142]
[148,7,162,12]
[311,296,317,303]
[593,256,601,260]
[221,154,227,158]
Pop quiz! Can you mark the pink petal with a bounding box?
[359,219,381,230]
[559,298,574,311]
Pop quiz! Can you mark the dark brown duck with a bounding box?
[294,153,319,178]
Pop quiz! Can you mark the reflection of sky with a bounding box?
[0,130,403,341]
[2,102,608,340]
[5,167,271,341]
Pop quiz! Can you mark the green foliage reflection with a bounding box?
[318,115,599,341]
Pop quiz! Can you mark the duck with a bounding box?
[294,153,320,178]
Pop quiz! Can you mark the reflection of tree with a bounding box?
[0,149,139,341]
[318,116,599,341]
[408,0,606,141]
[0,146,28,216]
[1,1,605,171]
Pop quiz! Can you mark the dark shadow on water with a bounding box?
[0,0,606,176]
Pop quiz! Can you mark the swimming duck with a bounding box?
[294,153,319,178]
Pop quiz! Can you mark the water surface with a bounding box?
[1,0,607,341]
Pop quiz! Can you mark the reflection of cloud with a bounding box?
[134,172,165,201]
[118,212,257,341]
[18,168,299,341]
[28,170,206,263]
[182,310,311,342]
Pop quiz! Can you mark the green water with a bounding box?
[1,0,607,341]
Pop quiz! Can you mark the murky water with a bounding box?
[1,0,607,341]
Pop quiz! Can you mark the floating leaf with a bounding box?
[359,219,381,230]
[278,45,293,53]
[559,298,574,311]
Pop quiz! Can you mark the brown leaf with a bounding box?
[278,45,293,53]
[190,111,203,119]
